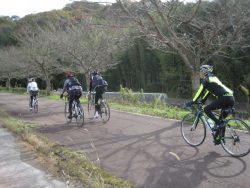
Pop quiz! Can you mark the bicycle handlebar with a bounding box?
[184,101,204,112]
[93,84,107,91]
[184,101,202,107]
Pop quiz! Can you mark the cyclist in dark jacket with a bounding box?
[60,72,82,119]
[89,71,107,118]
[186,65,235,130]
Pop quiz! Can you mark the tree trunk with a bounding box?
[191,70,200,94]
[137,41,145,89]
[6,77,11,91]
[85,73,90,91]
[45,78,51,96]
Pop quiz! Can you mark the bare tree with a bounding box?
[115,0,250,92]
[14,26,63,94]
[55,21,128,89]
[0,46,26,89]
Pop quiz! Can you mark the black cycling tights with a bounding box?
[30,91,38,107]
[68,90,82,114]
[204,96,235,125]
[95,87,104,111]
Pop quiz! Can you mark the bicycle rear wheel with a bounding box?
[64,102,72,123]
[220,118,250,157]
[181,113,206,146]
[76,104,84,127]
[100,101,110,122]
[33,98,38,113]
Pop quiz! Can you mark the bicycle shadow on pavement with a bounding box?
[79,120,248,188]
[143,151,247,188]
[84,112,110,126]
[37,122,84,134]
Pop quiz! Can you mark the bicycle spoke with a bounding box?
[181,113,206,146]
[64,102,72,123]
[221,118,250,157]
[76,104,84,127]
[100,101,110,123]
[33,98,38,113]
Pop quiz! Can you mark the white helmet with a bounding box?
[200,65,213,75]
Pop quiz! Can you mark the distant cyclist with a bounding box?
[60,72,83,119]
[27,78,39,110]
[89,71,108,118]
[186,65,235,131]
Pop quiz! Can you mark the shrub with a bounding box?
[119,85,144,104]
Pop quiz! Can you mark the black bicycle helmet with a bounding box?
[92,70,98,76]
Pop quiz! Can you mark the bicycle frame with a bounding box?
[72,100,80,116]
[29,93,38,113]
[88,91,105,107]
[64,95,84,127]
[189,103,218,136]
[87,91,110,122]
[32,96,38,105]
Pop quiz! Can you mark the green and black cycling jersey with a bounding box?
[193,75,233,102]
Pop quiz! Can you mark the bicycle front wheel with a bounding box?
[100,101,110,122]
[34,102,38,113]
[76,104,84,127]
[87,99,95,117]
[64,102,72,123]
[220,118,250,157]
[181,113,206,146]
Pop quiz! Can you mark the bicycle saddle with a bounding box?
[222,107,235,114]
[220,107,235,119]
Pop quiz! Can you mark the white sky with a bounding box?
[0,0,196,18]
[0,0,73,17]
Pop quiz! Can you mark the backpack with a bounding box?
[92,75,102,88]
[67,77,81,90]
[102,80,108,92]
[92,75,108,91]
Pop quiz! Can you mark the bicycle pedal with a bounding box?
[213,140,220,145]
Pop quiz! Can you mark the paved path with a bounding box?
[0,93,249,188]
[0,126,68,188]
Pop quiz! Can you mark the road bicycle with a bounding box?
[64,96,84,127]
[181,101,250,157]
[87,91,110,122]
[29,93,38,113]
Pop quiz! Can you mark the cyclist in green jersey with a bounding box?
[186,65,235,131]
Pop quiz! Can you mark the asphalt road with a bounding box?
[0,93,249,188]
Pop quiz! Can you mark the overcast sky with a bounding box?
[0,0,197,18]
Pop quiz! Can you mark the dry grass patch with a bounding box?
[0,112,132,188]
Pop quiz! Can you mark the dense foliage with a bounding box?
[0,0,249,104]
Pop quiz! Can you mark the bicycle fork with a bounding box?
[191,114,200,131]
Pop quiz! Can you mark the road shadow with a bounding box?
[142,151,247,188]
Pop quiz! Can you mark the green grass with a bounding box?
[109,101,188,120]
